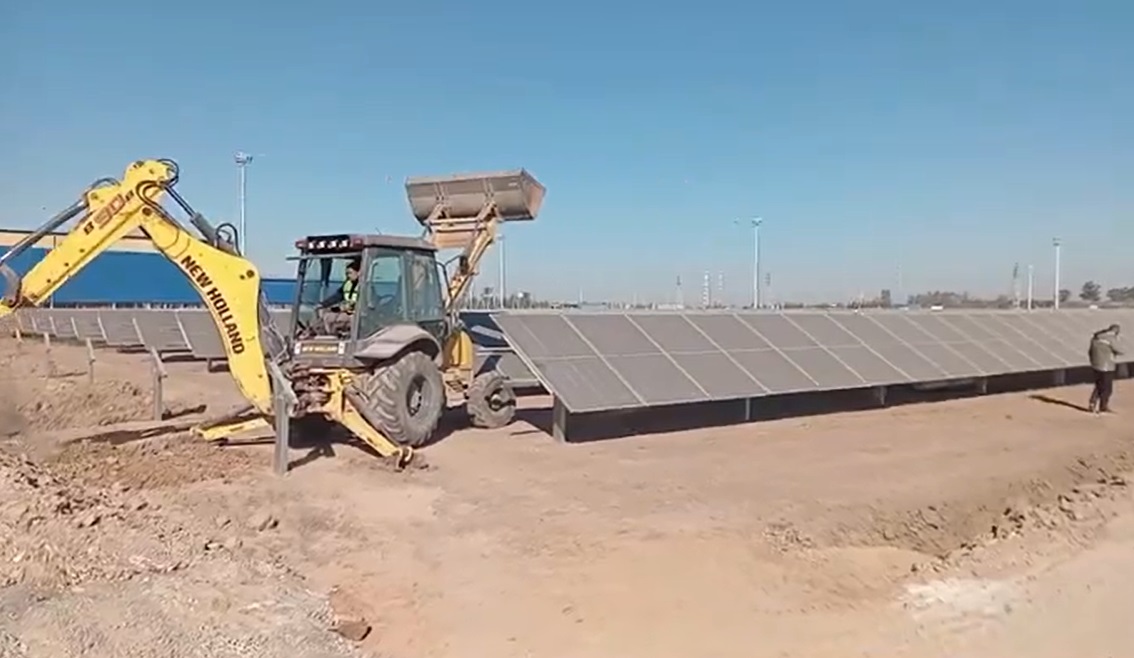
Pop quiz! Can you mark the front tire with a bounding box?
[466,371,516,429]
[363,352,445,448]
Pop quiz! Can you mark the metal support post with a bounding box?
[149,348,166,421]
[267,361,298,476]
[43,333,54,377]
[551,397,569,443]
[85,338,96,385]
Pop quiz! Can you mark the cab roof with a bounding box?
[296,233,437,253]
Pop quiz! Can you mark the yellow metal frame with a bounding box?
[0,159,411,466]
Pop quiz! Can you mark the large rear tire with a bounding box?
[466,371,516,429]
[363,352,445,448]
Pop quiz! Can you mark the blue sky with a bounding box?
[2,0,1131,304]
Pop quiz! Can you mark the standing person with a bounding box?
[1088,324,1123,414]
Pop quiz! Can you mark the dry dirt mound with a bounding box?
[47,434,255,491]
[765,444,1134,562]
[0,449,208,592]
[2,377,151,436]
[0,449,369,658]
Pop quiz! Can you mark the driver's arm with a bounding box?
[319,286,345,309]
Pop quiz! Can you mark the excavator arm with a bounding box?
[0,159,284,416]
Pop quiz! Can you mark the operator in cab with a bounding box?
[1088,323,1123,414]
[316,258,361,334]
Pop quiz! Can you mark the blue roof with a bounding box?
[0,247,297,305]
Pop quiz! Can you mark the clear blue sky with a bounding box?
[2,0,1131,304]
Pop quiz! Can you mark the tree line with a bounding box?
[1078,281,1134,304]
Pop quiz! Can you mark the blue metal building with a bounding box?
[0,229,296,305]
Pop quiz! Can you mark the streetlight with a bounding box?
[234,151,253,253]
[1052,237,1062,310]
[497,230,506,309]
[734,217,763,309]
[1027,264,1035,311]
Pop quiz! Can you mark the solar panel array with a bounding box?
[3,307,538,386]
[493,310,1134,413]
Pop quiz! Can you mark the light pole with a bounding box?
[1052,237,1062,310]
[498,230,506,308]
[1027,264,1034,311]
[234,151,253,253]
[734,217,763,309]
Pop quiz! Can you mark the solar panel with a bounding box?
[133,311,190,352]
[739,314,817,349]
[937,315,1024,369]
[494,310,1134,415]
[826,314,946,381]
[26,310,46,335]
[51,311,78,340]
[475,350,539,387]
[462,312,513,350]
[269,309,292,332]
[178,310,228,359]
[906,314,1007,373]
[13,308,534,387]
[538,357,642,411]
[1007,314,1080,367]
[669,351,767,398]
[870,315,981,378]
[1014,314,1083,366]
[71,310,107,342]
[100,311,143,347]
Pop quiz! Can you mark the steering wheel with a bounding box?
[369,294,399,311]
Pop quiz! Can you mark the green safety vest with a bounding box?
[343,280,358,305]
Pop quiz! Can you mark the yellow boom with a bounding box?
[0,160,280,416]
[0,160,415,467]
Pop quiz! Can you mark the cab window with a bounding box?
[357,252,405,336]
[409,252,444,320]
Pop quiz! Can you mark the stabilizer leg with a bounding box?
[192,412,272,442]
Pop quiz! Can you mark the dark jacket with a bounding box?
[321,279,359,309]
[1089,330,1123,372]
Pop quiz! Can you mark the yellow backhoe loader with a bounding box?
[0,159,545,468]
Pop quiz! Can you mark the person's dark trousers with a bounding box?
[1089,369,1115,413]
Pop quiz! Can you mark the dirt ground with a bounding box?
[2,336,1134,658]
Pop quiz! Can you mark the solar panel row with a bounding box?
[3,308,538,386]
[493,310,1134,413]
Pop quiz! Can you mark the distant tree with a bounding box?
[1080,281,1102,302]
[1107,287,1134,303]
[1059,288,1072,304]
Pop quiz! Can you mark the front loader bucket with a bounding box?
[405,169,545,249]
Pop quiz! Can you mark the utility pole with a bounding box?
[1012,262,1021,309]
[753,218,763,309]
[1052,237,1062,310]
[1027,264,1034,311]
[498,231,506,309]
[734,217,763,308]
[234,151,253,253]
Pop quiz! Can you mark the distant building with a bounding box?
[0,228,295,306]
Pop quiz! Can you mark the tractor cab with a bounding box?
[277,168,544,450]
[290,233,448,365]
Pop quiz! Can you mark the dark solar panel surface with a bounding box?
[493,311,1134,413]
[5,308,538,385]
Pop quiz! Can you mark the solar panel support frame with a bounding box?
[551,398,569,443]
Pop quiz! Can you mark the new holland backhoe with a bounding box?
[0,159,545,468]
